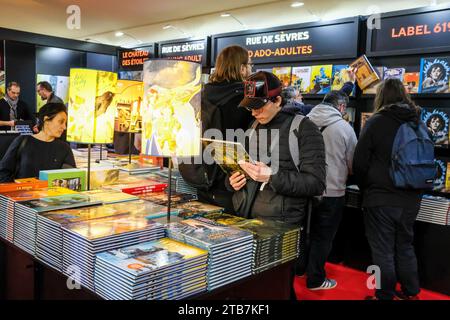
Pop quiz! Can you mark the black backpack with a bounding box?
[178,88,238,191]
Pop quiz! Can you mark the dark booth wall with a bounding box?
[4,41,36,119]
[86,52,117,72]
[36,46,86,76]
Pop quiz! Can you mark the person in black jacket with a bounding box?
[0,103,75,182]
[228,71,326,300]
[229,71,326,224]
[353,79,423,300]
[0,82,34,131]
[194,45,254,212]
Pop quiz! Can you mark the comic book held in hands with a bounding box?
[201,138,255,177]
[350,55,380,91]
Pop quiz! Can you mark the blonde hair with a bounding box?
[209,45,249,83]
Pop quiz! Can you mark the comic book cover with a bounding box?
[350,55,380,91]
[434,158,448,191]
[88,167,120,190]
[421,107,450,145]
[1,187,75,202]
[291,66,312,93]
[17,194,101,213]
[63,213,163,240]
[202,212,246,226]
[383,68,406,81]
[113,80,143,133]
[419,57,450,93]
[67,69,117,144]
[309,65,332,94]
[141,60,201,157]
[331,65,351,92]
[272,67,292,88]
[40,200,166,225]
[201,138,255,178]
[175,201,224,219]
[232,219,300,240]
[363,67,385,94]
[96,238,207,275]
[0,180,49,193]
[166,218,253,248]
[446,163,450,190]
[39,168,86,192]
[403,72,420,93]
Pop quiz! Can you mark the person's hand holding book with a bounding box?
[229,172,247,191]
[238,161,272,183]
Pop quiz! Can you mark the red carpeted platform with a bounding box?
[294,263,450,300]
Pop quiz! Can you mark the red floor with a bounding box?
[294,263,450,300]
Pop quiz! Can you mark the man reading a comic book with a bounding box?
[226,71,326,299]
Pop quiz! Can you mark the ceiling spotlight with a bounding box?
[221,13,231,17]
[163,25,173,30]
[115,31,124,37]
[291,2,305,8]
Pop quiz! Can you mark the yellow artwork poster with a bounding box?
[142,60,201,157]
[113,80,144,133]
[67,69,117,144]
[309,65,333,94]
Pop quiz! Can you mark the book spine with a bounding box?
[122,185,168,195]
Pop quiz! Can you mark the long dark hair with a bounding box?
[209,45,249,83]
[37,103,67,131]
[374,78,419,113]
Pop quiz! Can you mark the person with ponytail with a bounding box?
[0,103,75,182]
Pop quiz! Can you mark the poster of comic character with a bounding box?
[434,159,447,191]
[421,108,449,145]
[419,57,450,93]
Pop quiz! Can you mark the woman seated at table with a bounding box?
[0,103,75,182]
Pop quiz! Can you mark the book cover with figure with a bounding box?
[350,55,380,91]
[383,68,406,81]
[309,65,332,94]
[434,158,448,191]
[272,67,292,88]
[291,66,312,93]
[421,107,450,145]
[403,72,420,93]
[419,57,450,94]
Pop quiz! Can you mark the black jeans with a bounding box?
[364,206,420,300]
[306,196,345,288]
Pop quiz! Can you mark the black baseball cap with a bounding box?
[239,71,282,110]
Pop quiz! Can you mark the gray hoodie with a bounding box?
[308,103,357,197]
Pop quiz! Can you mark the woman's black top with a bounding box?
[0,135,76,182]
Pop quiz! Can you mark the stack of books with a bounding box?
[155,169,197,196]
[231,219,301,274]
[166,218,253,291]
[0,187,75,241]
[72,147,108,168]
[417,195,450,226]
[138,191,197,207]
[175,201,223,219]
[13,193,101,256]
[94,238,208,300]
[61,209,167,291]
[102,179,168,195]
[36,199,164,271]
